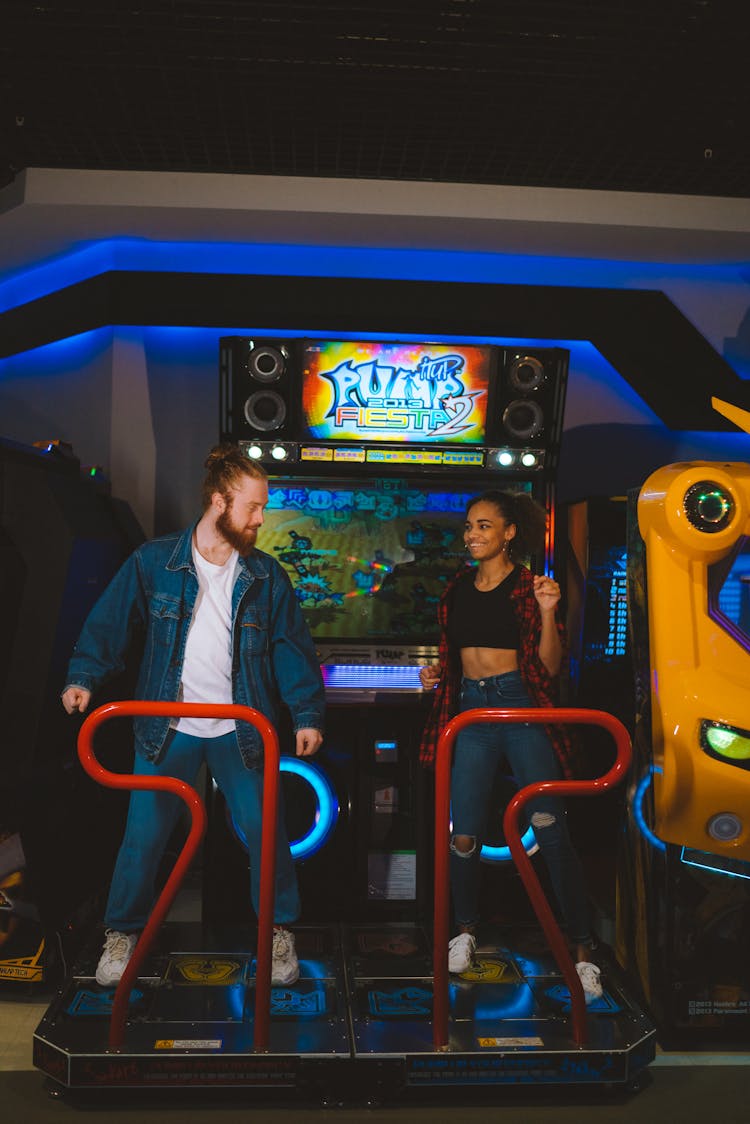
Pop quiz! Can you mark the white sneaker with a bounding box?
[271,928,299,986]
[576,960,603,1004]
[448,932,476,974]
[96,929,138,987]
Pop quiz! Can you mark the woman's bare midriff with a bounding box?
[460,647,519,680]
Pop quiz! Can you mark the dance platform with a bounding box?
[33,919,654,1099]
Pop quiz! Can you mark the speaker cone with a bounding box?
[246,345,287,384]
[507,355,545,393]
[502,398,544,440]
[244,390,287,432]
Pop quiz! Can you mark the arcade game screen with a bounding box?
[711,535,750,649]
[263,477,531,642]
[583,544,629,665]
[300,339,492,445]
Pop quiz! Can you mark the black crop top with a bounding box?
[447,567,521,650]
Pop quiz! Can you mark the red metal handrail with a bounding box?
[433,706,632,1051]
[76,700,280,1053]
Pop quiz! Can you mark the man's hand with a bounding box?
[61,686,92,714]
[295,727,323,757]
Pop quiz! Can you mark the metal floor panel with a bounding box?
[33,920,656,1093]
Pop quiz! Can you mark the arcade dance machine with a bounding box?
[619,397,750,1045]
[34,338,654,1098]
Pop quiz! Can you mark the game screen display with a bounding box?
[263,477,493,642]
[582,545,629,663]
[710,536,750,652]
[301,339,492,445]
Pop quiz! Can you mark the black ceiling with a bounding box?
[2,0,749,198]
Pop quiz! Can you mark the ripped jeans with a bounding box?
[450,671,591,944]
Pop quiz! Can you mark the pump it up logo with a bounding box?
[304,343,490,443]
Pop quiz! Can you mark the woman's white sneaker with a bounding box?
[448,932,476,974]
[271,928,300,985]
[576,960,603,1004]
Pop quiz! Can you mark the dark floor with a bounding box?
[3,1063,750,1123]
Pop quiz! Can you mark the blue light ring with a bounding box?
[480,827,538,865]
[230,757,339,861]
[632,766,666,852]
[449,808,537,865]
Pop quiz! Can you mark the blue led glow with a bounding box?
[451,979,535,1020]
[679,847,750,881]
[632,766,667,852]
[321,664,423,690]
[448,809,538,865]
[480,826,538,865]
[2,236,746,315]
[231,757,339,861]
[0,325,113,366]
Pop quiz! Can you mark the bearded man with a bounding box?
[62,444,324,989]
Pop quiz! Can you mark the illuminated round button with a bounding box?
[271,445,288,460]
[706,812,743,842]
[521,452,538,468]
[246,444,264,460]
[497,451,514,467]
[683,481,734,533]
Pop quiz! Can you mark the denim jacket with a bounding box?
[63,523,325,768]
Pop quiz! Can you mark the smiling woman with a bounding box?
[419,489,603,1002]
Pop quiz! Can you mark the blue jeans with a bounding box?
[104,729,300,931]
[450,672,591,944]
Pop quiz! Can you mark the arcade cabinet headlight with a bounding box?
[683,481,735,533]
[701,719,750,768]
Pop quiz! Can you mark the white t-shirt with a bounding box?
[174,543,240,737]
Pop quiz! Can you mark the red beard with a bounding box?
[215,508,258,555]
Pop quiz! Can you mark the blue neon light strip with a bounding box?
[1,237,744,315]
[321,664,423,690]
[231,757,339,861]
[679,847,750,881]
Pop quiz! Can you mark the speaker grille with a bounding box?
[219,336,296,441]
[488,348,569,472]
[243,389,288,432]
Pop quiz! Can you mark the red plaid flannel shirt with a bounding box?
[418,564,577,779]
